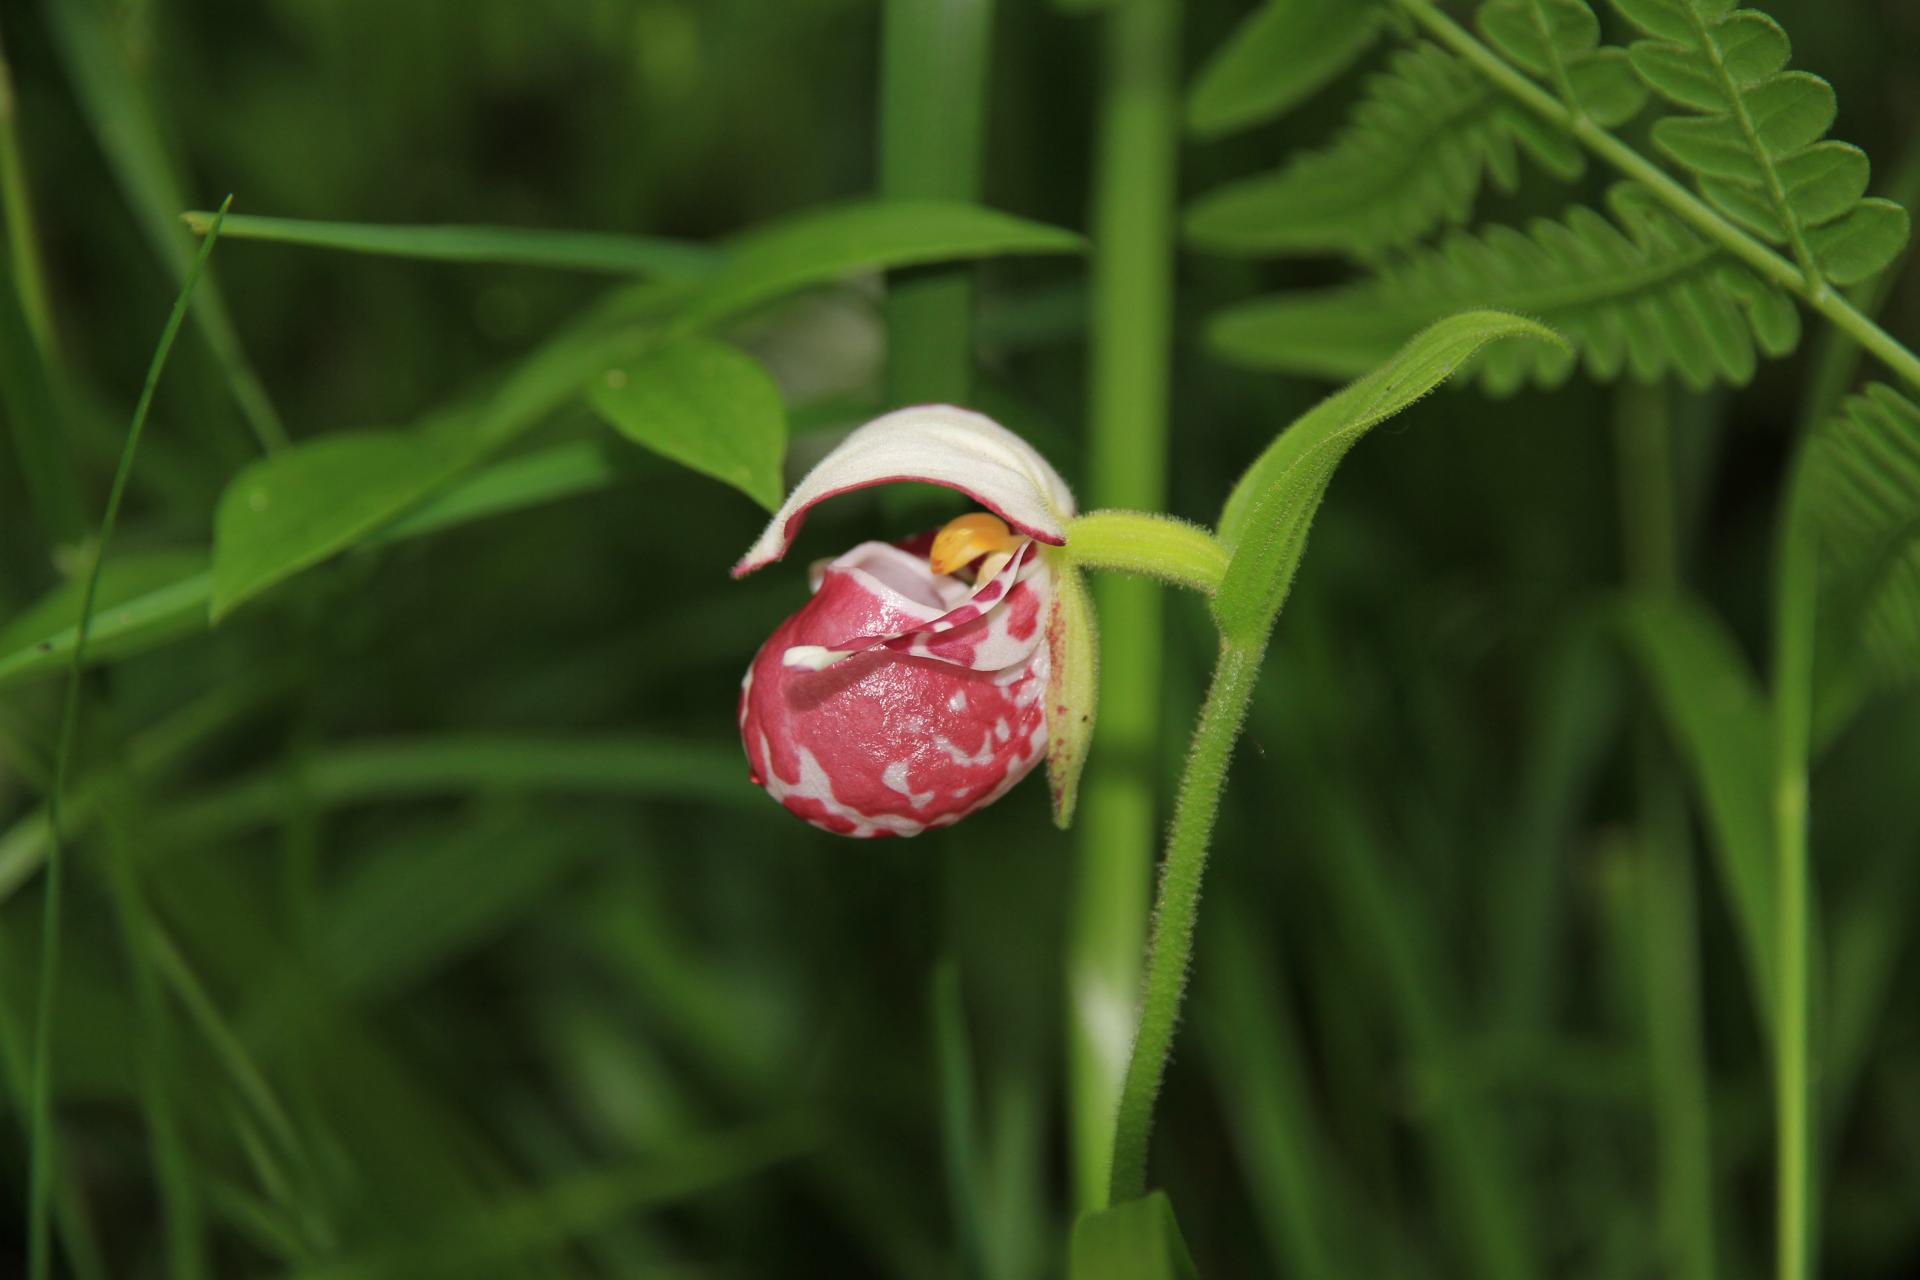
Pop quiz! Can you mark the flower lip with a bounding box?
[732,404,1075,578]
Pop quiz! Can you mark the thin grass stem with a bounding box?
[24,194,231,1280]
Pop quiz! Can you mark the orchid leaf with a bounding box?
[1215,312,1564,644]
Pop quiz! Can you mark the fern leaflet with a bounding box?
[1612,0,1910,285]
[1204,184,1799,392]
[1476,0,1647,124]
[1804,385,1920,700]
[1185,40,1583,259]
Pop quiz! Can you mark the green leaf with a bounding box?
[1476,0,1649,126]
[0,263,85,544]
[673,200,1084,330]
[210,306,659,620]
[588,338,787,511]
[1214,311,1563,641]
[1186,0,1385,140]
[179,211,719,278]
[1185,41,1583,260]
[43,0,286,449]
[0,553,210,688]
[1069,1193,1198,1280]
[1043,558,1099,830]
[211,433,450,621]
[1610,595,1776,1028]
[1206,185,1800,391]
[1615,0,1911,285]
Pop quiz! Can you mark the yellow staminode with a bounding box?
[929,512,1023,577]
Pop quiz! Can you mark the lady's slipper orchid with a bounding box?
[735,405,1098,838]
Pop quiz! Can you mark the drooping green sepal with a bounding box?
[1045,554,1099,829]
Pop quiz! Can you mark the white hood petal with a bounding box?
[733,404,1075,577]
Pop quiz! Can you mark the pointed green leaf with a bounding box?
[673,201,1083,330]
[1186,0,1384,139]
[588,338,787,511]
[1069,1193,1198,1280]
[1214,312,1563,641]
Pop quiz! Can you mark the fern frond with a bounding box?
[1185,40,1583,259]
[1205,185,1799,392]
[1187,0,1387,140]
[1805,385,1920,699]
[1476,0,1647,125]
[1612,0,1911,285]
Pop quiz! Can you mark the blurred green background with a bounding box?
[3,0,1919,1275]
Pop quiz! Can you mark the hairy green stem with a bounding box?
[1063,511,1227,595]
[1615,382,1717,1280]
[25,198,229,1280]
[1393,0,1920,396]
[1068,0,1181,1212]
[1107,636,1262,1205]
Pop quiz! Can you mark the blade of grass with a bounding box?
[42,0,287,451]
[0,255,85,544]
[0,23,54,354]
[877,0,995,407]
[24,193,230,1280]
[99,784,207,1279]
[931,960,985,1279]
[282,1119,815,1280]
[1067,0,1181,1212]
[179,210,718,278]
[1615,381,1717,1280]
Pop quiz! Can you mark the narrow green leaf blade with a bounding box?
[589,338,787,511]
[179,212,718,278]
[1069,1192,1198,1280]
[1611,595,1777,1027]
[675,200,1083,330]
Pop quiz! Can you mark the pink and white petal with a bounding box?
[784,542,1052,674]
[733,405,1076,577]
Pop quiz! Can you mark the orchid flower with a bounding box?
[735,405,1097,838]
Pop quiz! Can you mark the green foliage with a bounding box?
[1069,1192,1197,1280]
[674,200,1085,330]
[1207,185,1800,391]
[181,211,720,278]
[1185,41,1583,260]
[1185,0,1386,139]
[1478,0,1648,124]
[1803,385,1920,698]
[589,338,788,512]
[1611,597,1775,1024]
[1613,0,1910,284]
[1214,311,1564,641]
